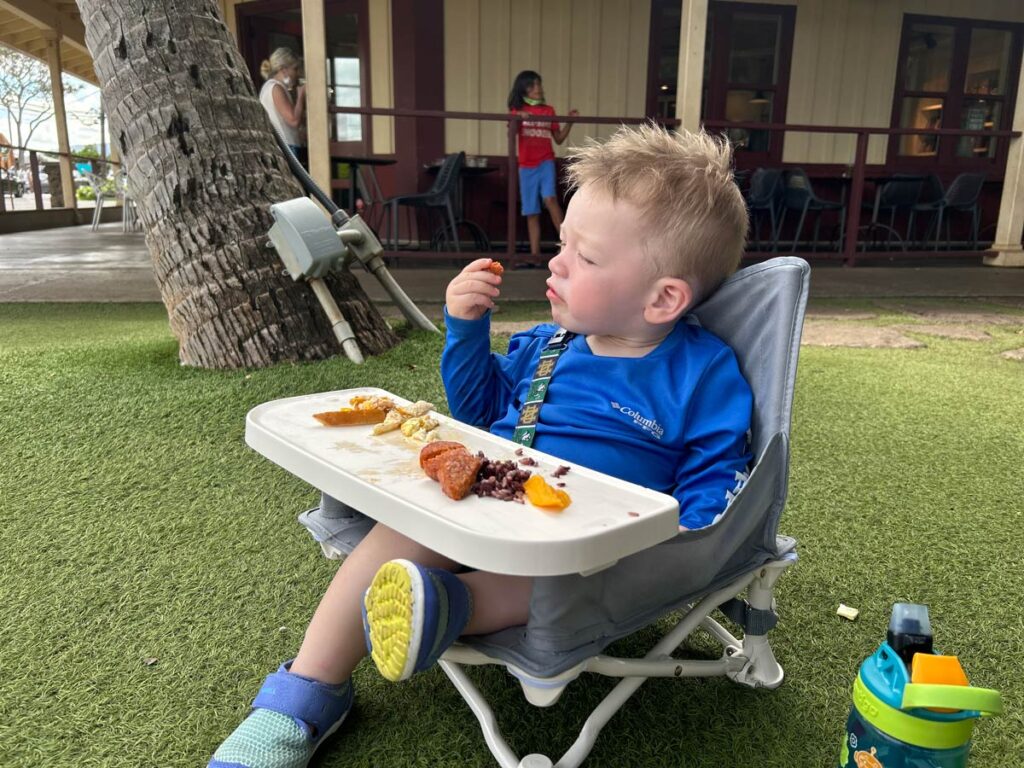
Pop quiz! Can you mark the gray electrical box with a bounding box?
[268,197,346,280]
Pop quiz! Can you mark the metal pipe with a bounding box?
[308,277,363,363]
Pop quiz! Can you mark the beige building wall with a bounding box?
[218,0,394,153]
[443,0,651,156]
[731,0,1024,165]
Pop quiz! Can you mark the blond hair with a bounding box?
[565,123,748,304]
[260,47,300,80]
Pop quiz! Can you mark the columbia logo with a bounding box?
[610,401,664,439]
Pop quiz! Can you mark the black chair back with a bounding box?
[426,152,465,202]
[879,178,923,209]
[783,168,813,209]
[943,173,986,207]
[747,168,783,208]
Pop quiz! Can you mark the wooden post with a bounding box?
[675,0,709,133]
[45,32,76,210]
[842,131,869,267]
[29,150,43,210]
[985,47,1024,267]
[507,116,518,263]
[301,0,331,197]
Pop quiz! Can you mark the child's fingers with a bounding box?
[449,277,501,298]
[462,258,497,274]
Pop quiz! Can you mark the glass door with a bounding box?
[702,2,795,164]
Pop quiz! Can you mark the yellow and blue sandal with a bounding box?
[208,660,352,768]
[362,559,472,682]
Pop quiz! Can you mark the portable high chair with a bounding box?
[299,256,811,767]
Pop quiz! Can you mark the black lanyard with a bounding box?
[512,328,575,447]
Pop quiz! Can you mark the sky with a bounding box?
[0,52,105,154]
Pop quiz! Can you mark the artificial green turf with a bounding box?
[1,301,1022,767]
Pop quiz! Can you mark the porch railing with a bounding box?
[331,105,1021,267]
[0,142,121,214]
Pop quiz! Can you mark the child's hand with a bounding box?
[446,259,502,321]
[568,108,579,117]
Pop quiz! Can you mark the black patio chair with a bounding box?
[859,176,923,251]
[385,151,465,251]
[745,168,784,252]
[779,168,845,253]
[904,173,943,248]
[913,172,986,251]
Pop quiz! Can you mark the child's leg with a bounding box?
[209,524,462,768]
[543,195,563,235]
[526,213,542,257]
[290,522,459,685]
[364,562,532,682]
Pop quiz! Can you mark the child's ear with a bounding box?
[645,277,694,325]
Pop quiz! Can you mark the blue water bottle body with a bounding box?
[839,703,971,768]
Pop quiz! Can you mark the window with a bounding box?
[702,3,795,162]
[645,2,794,163]
[890,16,1023,166]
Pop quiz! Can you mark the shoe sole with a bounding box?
[364,559,424,682]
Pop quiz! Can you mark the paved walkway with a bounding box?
[2,222,1024,304]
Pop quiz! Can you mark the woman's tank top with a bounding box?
[259,79,302,147]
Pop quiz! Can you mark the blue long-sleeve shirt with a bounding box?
[440,310,753,529]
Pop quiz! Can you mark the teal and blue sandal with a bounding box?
[362,559,472,682]
[208,660,353,768]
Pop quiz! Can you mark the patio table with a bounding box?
[332,154,396,213]
[245,387,680,576]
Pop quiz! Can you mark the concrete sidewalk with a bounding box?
[2,222,1023,303]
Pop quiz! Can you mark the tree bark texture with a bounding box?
[77,0,399,368]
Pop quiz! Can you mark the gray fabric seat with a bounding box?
[299,256,810,678]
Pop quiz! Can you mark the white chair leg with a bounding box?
[725,556,794,690]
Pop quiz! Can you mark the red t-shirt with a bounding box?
[514,104,560,168]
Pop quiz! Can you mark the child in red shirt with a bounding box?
[508,70,578,263]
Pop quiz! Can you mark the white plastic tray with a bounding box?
[245,388,680,576]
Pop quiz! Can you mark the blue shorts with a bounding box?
[519,160,556,216]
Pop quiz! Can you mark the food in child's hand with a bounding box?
[523,474,572,510]
[488,261,504,275]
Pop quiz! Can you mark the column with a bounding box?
[674,0,709,133]
[45,32,76,210]
[985,46,1024,267]
[301,0,331,195]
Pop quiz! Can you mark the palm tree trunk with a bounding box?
[77,0,399,368]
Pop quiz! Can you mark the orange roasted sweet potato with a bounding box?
[523,474,571,510]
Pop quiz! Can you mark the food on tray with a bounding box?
[314,395,396,426]
[471,457,531,503]
[420,441,466,480]
[488,260,504,275]
[397,400,434,418]
[313,407,389,426]
[437,451,484,500]
[371,409,405,434]
[315,395,438,440]
[523,475,571,511]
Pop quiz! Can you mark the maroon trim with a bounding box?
[887,13,1024,175]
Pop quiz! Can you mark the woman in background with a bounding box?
[259,47,307,167]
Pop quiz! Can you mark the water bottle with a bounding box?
[839,603,1002,768]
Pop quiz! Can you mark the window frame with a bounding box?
[887,13,1023,172]
[702,1,796,165]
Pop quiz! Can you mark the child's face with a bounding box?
[546,184,660,338]
[526,80,544,100]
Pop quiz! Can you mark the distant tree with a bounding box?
[0,45,83,167]
[76,0,398,368]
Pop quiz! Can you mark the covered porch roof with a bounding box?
[0,0,96,84]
